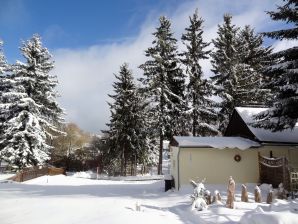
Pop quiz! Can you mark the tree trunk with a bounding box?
[192,94,197,136]
[121,147,125,176]
[158,132,163,175]
[192,112,196,137]
[124,151,127,176]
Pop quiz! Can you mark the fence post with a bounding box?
[282,157,289,190]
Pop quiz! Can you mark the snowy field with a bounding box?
[0,174,297,224]
[0,173,15,181]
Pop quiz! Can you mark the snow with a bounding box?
[236,107,298,143]
[69,171,164,181]
[1,175,297,224]
[0,173,15,181]
[173,136,260,150]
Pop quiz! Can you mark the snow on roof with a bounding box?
[236,107,298,143]
[173,136,260,150]
[163,140,170,149]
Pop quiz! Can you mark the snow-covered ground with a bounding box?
[69,170,164,181]
[0,174,297,224]
[0,173,15,181]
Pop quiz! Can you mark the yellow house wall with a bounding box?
[178,147,259,188]
[258,145,298,169]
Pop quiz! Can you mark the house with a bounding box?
[170,136,261,189]
[225,107,298,167]
[170,107,298,190]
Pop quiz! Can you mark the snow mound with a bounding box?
[240,200,298,224]
[173,136,260,150]
[69,171,164,181]
[22,174,102,186]
[0,173,15,181]
[72,171,97,179]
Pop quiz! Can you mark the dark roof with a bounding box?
[225,107,298,144]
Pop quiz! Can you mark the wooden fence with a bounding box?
[290,170,298,198]
[9,166,65,182]
[258,153,290,190]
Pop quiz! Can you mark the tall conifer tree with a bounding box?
[14,35,64,136]
[237,25,272,106]
[181,9,218,136]
[0,35,64,169]
[0,40,10,150]
[210,14,239,133]
[140,16,184,174]
[107,64,148,175]
[255,0,298,131]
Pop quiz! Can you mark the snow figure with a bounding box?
[190,179,208,211]
[277,183,287,200]
[191,196,208,211]
[254,185,262,203]
[212,190,222,204]
[241,184,249,202]
[226,176,235,209]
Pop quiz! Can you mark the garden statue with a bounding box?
[254,185,262,203]
[226,176,235,209]
[241,184,248,202]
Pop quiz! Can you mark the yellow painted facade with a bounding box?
[170,145,298,190]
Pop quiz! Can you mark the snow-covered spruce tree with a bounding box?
[0,35,64,169]
[0,40,7,74]
[15,34,64,134]
[211,15,269,133]
[139,16,186,174]
[236,25,272,106]
[211,14,240,133]
[0,40,10,148]
[181,9,218,137]
[133,85,159,173]
[0,80,50,169]
[106,64,148,176]
[0,41,50,168]
[254,0,298,131]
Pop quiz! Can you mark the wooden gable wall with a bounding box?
[224,110,258,141]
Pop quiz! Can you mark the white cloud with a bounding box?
[52,0,286,134]
[53,24,154,133]
[272,39,298,53]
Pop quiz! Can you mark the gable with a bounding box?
[224,109,257,141]
[227,107,298,144]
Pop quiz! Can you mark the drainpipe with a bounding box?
[177,147,181,190]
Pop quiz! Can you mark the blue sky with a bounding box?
[1,0,296,134]
[1,0,183,62]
